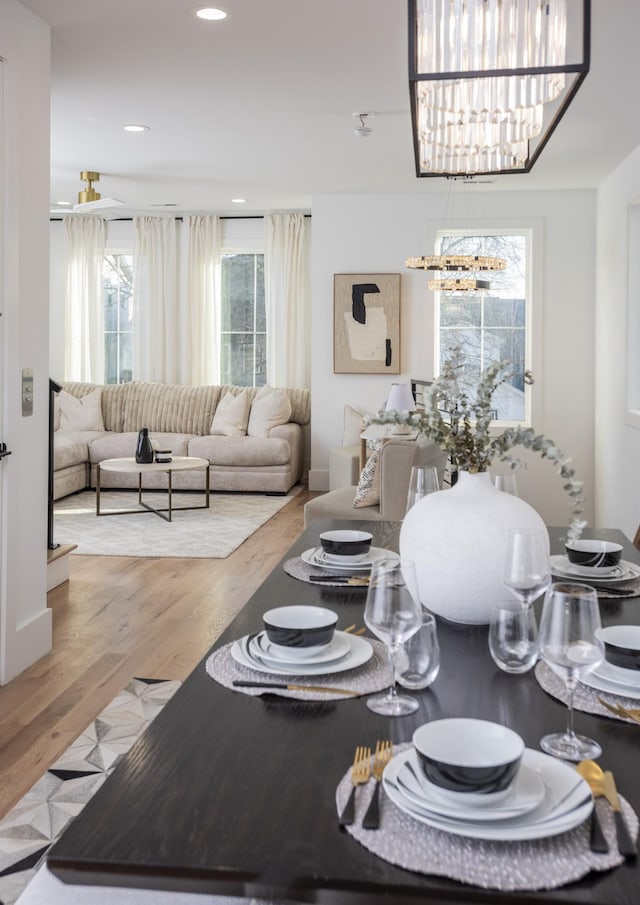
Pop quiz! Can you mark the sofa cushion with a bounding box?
[54,431,107,470]
[343,404,365,447]
[59,388,105,431]
[188,435,291,467]
[210,388,250,436]
[247,385,292,438]
[121,383,222,434]
[88,432,195,462]
[352,449,381,508]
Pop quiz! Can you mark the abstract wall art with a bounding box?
[333,273,401,374]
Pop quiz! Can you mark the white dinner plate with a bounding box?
[301,546,400,572]
[231,631,373,677]
[250,631,351,666]
[383,748,592,841]
[550,555,640,585]
[394,749,545,822]
[580,664,640,699]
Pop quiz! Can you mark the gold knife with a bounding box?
[603,771,637,857]
[232,680,359,697]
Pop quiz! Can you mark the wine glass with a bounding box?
[363,559,423,716]
[490,473,519,496]
[503,530,552,609]
[488,601,539,674]
[405,465,440,514]
[538,582,605,761]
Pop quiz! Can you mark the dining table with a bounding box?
[46,520,640,905]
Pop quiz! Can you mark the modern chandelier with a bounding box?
[408,0,591,177]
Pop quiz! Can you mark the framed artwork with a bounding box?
[333,273,401,374]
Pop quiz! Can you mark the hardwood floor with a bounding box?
[0,486,316,819]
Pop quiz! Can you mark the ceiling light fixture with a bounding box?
[232,198,246,204]
[195,7,227,20]
[73,171,124,212]
[123,124,150,132]
[408,0,591,177]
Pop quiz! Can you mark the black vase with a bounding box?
[135,428,154,464]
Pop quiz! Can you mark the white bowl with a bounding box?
[413,718,524,796]
[262,605,338,649]
[596,625,640,671]
[319,530,373,563]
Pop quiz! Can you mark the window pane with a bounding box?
[220,252,265,387]
[102,253,134,384]
[104,334,118,385]
[437,233,528,423]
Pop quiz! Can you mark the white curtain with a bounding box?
[185,215,221,385]
[265,213,309,388]
[133,217,180,383]
[64,217,106,382]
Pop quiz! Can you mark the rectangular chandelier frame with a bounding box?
[408,0,591,178]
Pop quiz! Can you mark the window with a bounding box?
[435,231,530,423]
[220,253,266,387]
[103,253,133,384]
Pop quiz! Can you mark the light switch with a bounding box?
[22,368,33,416]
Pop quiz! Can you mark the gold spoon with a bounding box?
[576,761,609,853]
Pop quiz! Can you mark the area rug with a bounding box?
[53,487,301,558]
[0,678,181,905]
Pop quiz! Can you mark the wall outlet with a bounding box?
[22,368,33,416]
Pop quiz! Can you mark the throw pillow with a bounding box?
[58,387,105,431]
[210,389,250,437]
[342,404,365,447]
[247,385,292,437]
[53,393,62,431]
[353,450,381,508]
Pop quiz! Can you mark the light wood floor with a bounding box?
[0,486,316,819]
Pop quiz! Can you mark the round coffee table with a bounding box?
[96,456,210,522]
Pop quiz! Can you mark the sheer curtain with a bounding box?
[64,217,106,381]
[133,217,180,383]
[265,213,309,388]
[185,215,221,385]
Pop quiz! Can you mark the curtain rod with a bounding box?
[49,214,312,222]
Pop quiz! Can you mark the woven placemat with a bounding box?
[283,555,369,589]
[337,742,636,891]
[205,637,390,700]
[535,660,640,724]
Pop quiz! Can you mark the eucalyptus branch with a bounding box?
[365,349,585,540]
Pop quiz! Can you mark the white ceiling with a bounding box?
[20,0,640,217]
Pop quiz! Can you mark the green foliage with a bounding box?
[366,347,586,540]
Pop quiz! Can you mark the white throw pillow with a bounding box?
[53,393,62,431]
[247,385,292,437]
[58,387,105,431]
[210,389,251,437]
[352,450,381,508]
[342,404,365,447]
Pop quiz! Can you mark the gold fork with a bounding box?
[598,696,640,724]
[339,746,371,827]
[362,740,393,829]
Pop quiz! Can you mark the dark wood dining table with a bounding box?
[47,521,640,905]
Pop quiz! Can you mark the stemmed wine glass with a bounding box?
[363,559,423,716]
[538,582,605,761]
[503,531,552,609]
[405,465,440,514]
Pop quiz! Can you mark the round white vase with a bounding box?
[399,471,549,625]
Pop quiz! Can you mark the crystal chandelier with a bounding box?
[406,250,507,292]
[408,0,591,177]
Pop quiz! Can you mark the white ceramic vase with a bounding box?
[399,471,549,625]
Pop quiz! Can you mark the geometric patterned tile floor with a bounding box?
[0,678,181,905]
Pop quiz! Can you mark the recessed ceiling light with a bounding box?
[195,8,227,21]
[123,124,150,132]
[232,198,246,204]
[55,201,71,206]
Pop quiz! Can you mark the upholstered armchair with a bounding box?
[304,437,448,527]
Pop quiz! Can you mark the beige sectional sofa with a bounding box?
[53,381,310,501]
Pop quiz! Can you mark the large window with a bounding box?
[436,231,530,423]
[220,253,266,387]
[103,253,133,384]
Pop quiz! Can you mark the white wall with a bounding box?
[595,145,640,541]
[309,190,597,531]
[0,1,51,683]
